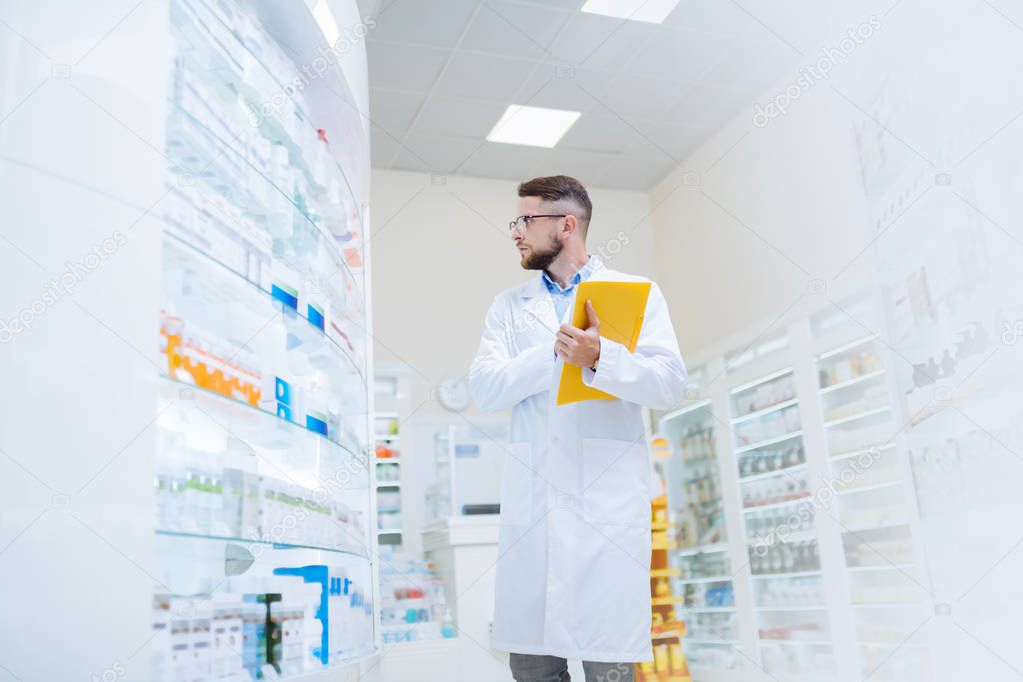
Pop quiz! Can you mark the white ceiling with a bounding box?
[358,0,830,190]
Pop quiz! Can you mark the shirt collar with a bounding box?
[542,255,598,294]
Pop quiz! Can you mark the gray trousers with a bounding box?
[509,653,634,682]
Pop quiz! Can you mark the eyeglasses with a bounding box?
[508,214,568,236]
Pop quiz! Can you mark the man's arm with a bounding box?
[581,283,688,410]
[469,295,554,412]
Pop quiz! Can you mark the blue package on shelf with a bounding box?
[274,565,330,665]
[272,282,299,309]
[306,411,328,436]
[307,302,325,331]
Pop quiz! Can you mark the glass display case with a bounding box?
[812,302,929,681]
[721,331,837,679]
[659,366,740,672]
[151,0,375,677]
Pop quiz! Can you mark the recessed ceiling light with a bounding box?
[581,0,682,24]
[486,105,581,148]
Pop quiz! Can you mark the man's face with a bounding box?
[514,196,564,271]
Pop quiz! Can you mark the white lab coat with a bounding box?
[469,258,687,662]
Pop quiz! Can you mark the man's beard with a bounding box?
[521,233,563,271]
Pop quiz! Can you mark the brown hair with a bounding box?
[517,175,592,234]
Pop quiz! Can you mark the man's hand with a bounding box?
[555,300,601,368]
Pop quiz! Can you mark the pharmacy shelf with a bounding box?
[817,334,878,361]
[734,430,803,455]
[651,595,685,606]
[677,542,730,557]
[751,570,823,580]
[676,575,734,584]
[835,480,901,495]
[754,605,828,612]
[651,568,682,578]
[731,398,799,425]
[377,530,402,536]
[822,406,890,428]
[155,528,369,559]
[748,530,816,547]
[730,367,793,395]
[164,231,366,382]
[678,606,736,613]
[818,369,886,395]
[845,563,915,573]
[160,374,367,464]
[685,638,741,646]
[738,462,807,484]
[839,520,911,534]
[829,443,896,461]
[758,639,832,647]
[166,99,362,302]
[176,0,364,227]
[660,399,713,421]
[742,494,812,513]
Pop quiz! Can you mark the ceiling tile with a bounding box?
[411,95,509,138]
[367,42,450,91]
[459,1,571,61]
[459,141,560,179]
[433,51,538,99]
[392,133,485,173]
[368,89,427,131]
[370,0,482,49]
[516,62,613,113]
[547,12,656,71]
[582,74,687,120]
[542,147,616,184]
[557,113,643,154]
[625,29,729,82]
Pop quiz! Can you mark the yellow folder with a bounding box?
[556,280,651,405]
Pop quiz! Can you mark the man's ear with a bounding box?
[563,213,578,237]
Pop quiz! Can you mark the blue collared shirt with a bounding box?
[542,255,598,322]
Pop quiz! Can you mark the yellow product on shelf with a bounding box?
[653,643,669,671]
[669,642,686,672]
[636,455,691,682]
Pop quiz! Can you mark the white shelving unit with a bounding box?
[373,371,410,549]
[0,1,375,679]
[655,293,935,682]
[660,368,744,677]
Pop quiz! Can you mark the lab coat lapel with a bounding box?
[519,276,560,338]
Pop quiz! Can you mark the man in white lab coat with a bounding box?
[469,176,688,681]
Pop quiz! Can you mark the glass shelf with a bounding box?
[173,0,365,230]
[166,95,362,297]
[159,374,367,465]
[162,240,368,448]
[164,229,365,383]
[155,528,369,559]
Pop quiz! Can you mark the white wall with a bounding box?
[369,167,657,414]
[648,85,874,360]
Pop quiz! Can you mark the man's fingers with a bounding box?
[585,300,600,329]
[556,330,577,344]
[558,323,580,338]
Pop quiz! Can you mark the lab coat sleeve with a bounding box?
[581,282,688,410]
[469,295,554,412]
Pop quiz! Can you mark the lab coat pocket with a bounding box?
[581,437,650,528]
[500,442,533,525]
